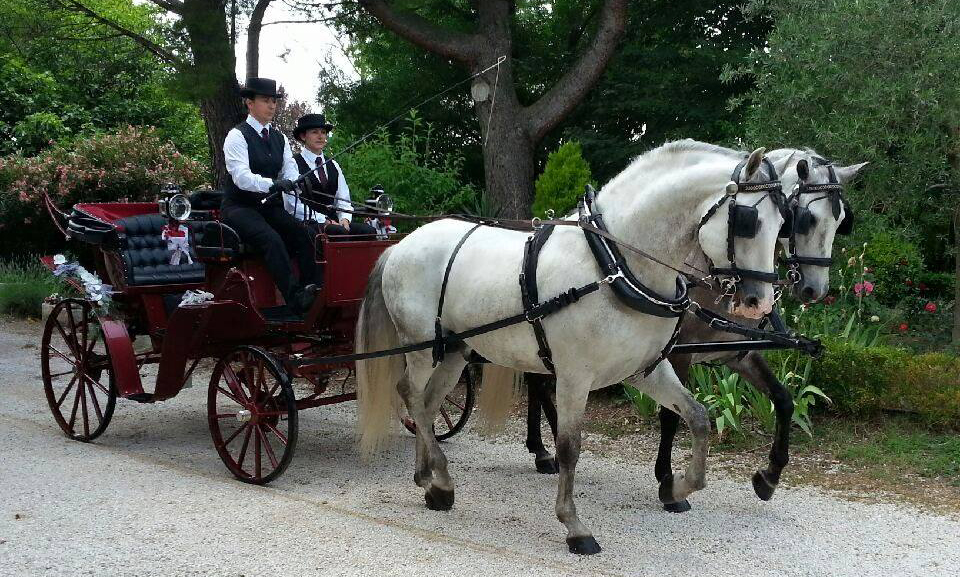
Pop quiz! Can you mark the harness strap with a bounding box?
[433,223,483,365]
[520,225,557,373]
[290,279,602,368]
[641,312,687,378]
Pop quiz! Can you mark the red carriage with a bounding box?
[39,188,475,484]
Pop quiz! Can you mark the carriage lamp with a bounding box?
[158,183,192,221]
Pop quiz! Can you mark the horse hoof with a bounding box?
[535,457,558,474]
[663,499,691,513]
[566,535,602,555]
[424,486,454,511]
[658,473,676,504]
[752,470,777,502]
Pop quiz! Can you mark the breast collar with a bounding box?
[579,187,689,318]
[696,156,785,291]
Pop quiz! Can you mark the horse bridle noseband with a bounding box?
[697,157,788,294]
[780,157,854,278]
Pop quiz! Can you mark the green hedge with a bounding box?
[808,337,960,427]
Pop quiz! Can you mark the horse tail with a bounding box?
[356,247,404,458]
[475,364,522,436]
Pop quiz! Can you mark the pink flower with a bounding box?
[924,302,937,313]
[854,282,874,295]
[863,281,874,294]
[898,323,909,333]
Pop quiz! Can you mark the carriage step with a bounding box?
[126,393,154,403]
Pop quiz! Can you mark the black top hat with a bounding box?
[293,113,335,142]
[240,77,280,99]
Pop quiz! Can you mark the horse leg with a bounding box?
[633,361,711,508]
[652,354,692,513]
[553,378,601,555]
[415,353,469,511]
[396,368,432,490]
[727,351,793,501]
[525,374,558,474]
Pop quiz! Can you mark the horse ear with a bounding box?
[772,151,795,177]
[796,159,810,181]
[744,147,766,180]
[834,161,869,183]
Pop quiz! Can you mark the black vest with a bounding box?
[293,152,339,221]
[224,122,285,206]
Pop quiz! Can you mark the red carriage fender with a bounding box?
[99,317,146,398]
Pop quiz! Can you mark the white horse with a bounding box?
[356,141,789,554]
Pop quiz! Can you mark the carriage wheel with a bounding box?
[402,364,477,441]
[208,346,298,484]
[40,298,117,442]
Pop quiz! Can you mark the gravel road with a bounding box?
[1,318,958,576]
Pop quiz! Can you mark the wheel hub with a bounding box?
[236,409,253,423]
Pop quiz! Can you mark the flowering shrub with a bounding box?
[0,126,207,255]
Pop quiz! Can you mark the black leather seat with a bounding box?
[115,214,205,286]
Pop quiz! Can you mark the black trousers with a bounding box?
[221,201,319,302]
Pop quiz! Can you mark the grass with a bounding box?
[0,257,63,318]
[800,416,960,486]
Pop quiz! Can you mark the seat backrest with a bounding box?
[115,214,206,286]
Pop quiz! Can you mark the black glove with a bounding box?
[269,179,297,194]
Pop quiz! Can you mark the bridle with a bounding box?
[780,157,854,282]
[697,157,790,297]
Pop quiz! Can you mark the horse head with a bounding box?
[695,147,787,319]
[770,149,869,303]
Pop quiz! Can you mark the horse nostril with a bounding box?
[801,286,816,302]
[745,295,760,308]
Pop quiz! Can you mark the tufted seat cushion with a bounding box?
[116,214,206,286]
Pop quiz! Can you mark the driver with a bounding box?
[220,77,319,315]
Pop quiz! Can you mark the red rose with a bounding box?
[898,323,909,333]
[924,302,937,313]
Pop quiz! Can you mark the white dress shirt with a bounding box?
[223,115,299,196]
[290,148,352,224]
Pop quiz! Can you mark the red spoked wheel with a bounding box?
[40,298,117,442]
[208,346,298,484]
[402,364,477,441]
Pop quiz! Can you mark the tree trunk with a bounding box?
[473,2,534,219]
[954,203,959,343]
[246,0,272,78]
[181,0,244,189]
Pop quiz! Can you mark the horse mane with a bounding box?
[602,139,746,194]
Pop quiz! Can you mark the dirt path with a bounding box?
[1,318,958,576]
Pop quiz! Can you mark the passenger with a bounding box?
[221,77,319,315]
[290,113,377,239]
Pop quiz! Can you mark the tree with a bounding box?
[531,141,592,218]
[348,0,628,218]
[736,0,960,342]
[323,1,770,190]
[0,0,206,159]
[43,0,335,188]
